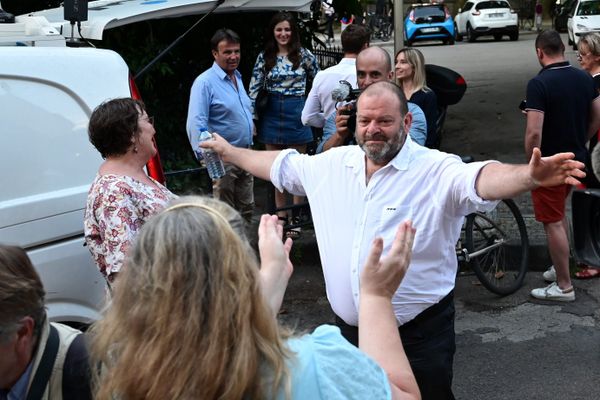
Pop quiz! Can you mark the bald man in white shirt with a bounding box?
[202,81,586,400]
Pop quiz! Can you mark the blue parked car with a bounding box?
[404,4,455,46]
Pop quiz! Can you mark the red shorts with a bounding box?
[531,185,571,223]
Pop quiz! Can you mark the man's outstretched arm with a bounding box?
[200,133,280,181]
[475,148,586,201]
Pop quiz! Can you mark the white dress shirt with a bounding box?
[302,58,357,128]
[271,138,498,326]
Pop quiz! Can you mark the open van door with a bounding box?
[31,0,313,40]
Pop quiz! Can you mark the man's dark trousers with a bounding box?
[335,291,456,400]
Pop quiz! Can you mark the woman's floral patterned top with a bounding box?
[248,48,319,118]
[84,174,175,282]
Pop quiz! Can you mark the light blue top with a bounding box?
[279,325,391,399]
[186,62,253,153]
[317,102,428,153]
[5,361,33,400]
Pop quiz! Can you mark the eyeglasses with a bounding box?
[576,51,590,59]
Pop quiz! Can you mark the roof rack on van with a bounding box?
[0,15,65,46]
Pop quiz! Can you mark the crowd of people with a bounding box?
[2,9,600,399]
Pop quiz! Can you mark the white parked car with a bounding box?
[454,0,519,42]
[567,0,600,50]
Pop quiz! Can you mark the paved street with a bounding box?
[279,30,600,400]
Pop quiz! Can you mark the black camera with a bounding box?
[331,80,362,138]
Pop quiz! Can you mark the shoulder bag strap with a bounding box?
[26,325,59,400]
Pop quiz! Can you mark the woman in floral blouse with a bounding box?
[84,98,175,284]
[249,12,319,234]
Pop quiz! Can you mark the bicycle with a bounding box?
[368,13,393,42]
[458,198,529,295]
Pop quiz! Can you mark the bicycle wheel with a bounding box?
[465,199,529,295]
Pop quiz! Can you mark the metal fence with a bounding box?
[312,45,344,69]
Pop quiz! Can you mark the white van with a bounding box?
[0,0,311,326]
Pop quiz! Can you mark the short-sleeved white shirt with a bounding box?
[301,58,357,128]
[271,137,498,325]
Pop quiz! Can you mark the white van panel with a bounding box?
[30,0,313,40]
[27,238,107,324]
[0,47,129,323]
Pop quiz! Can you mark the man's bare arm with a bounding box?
[525,110,543,161]
[475,148,586,200]
[201,133,280,181]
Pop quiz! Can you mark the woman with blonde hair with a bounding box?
[395,47,439,148]
[90,196,421,399]
[575,33,600,279]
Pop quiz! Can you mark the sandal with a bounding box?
[285,216,302,239]
[285,227,302,239]
[575,266,600,279]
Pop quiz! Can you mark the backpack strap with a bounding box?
[26,325,59,400]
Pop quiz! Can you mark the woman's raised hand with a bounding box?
[258,214,294,315]
[360,221,416,300]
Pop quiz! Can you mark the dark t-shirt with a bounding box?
[526,61,598,162]
[410,89,439,148]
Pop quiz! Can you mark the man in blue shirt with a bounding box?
[186,29,255,223]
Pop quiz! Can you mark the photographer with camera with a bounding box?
[317,46,427,153]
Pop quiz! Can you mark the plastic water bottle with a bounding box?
[197,127,225,180]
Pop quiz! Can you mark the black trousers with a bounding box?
[335,291,456,400]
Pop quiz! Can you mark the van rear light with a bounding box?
[472,10,481,16]
[129,75,166,184]
[510,8,517,13]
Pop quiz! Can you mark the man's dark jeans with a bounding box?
[335,291,456,400]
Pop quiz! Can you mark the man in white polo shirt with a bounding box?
[301,24,370,129]
[202,81,586,400]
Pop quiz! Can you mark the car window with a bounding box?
[463,2,474,11]
[577,0,600,16]
[475,1,511,10]
[414,5,446,19]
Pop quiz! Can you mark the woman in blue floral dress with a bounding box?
[249,12,319,232]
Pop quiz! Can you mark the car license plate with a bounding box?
[489,13,504,18]
[421,27,439,33]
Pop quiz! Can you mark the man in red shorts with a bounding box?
[525,30,600,301]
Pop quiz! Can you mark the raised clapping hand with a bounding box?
[258,214,294,316]
[528,147,586,187]
[360,221,416,299]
